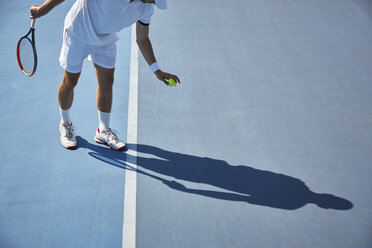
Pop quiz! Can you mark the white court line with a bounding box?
[122,24,138,248]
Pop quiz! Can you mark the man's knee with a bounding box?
[62,70,80,89]
[99,74,114,87]
[95,64,115,87]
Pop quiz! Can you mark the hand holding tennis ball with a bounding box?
[154,70,180,87]
[168,78,176,87]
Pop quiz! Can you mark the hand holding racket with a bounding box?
[16,18,38,77]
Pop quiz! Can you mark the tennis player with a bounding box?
[30,0,180,150]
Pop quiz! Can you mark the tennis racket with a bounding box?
[17,18,38,77]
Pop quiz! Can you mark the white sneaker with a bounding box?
[59,123,77,149]
[94,128,126,151]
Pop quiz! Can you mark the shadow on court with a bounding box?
[76,136,353,211]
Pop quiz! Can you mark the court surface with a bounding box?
[1,1,372,248]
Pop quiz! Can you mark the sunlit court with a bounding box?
[1,0,372,247]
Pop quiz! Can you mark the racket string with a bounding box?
[18,38,36,75]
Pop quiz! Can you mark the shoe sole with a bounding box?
[60,137,77,150]
[95,136,127,151]
[61,141,77,150]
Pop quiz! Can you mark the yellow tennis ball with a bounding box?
[168,78,176,87]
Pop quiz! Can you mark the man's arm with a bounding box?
[136,22,156,66]
[136,22,180,86]
[30,0,65,19]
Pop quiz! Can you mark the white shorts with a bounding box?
[59,29,117,73]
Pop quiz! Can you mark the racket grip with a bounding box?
[31,18,37,29]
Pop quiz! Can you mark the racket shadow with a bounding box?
[76,136,353,211]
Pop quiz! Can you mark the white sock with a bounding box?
[60,107,72,124]
[98,111,110,132]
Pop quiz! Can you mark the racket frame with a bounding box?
[16,18,38,77]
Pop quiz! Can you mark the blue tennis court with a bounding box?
[1,0,372,247]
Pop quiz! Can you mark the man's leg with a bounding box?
[95,63,114,114]
[95,63,114,132]
[94,63,126,151]
[58,70,81,112]
[58,70,80,149]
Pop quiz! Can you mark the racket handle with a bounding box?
[31,18,37,29]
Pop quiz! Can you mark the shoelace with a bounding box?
[62,124,76,139]
[106,129,120,144]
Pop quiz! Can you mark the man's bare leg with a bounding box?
[95,64,114,113]
[58,70,81,111]
[58,70,80,149]
[94,63,126,150]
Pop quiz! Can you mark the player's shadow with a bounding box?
[76,136,353,210]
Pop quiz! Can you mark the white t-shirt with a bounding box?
[64,0,154,45]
